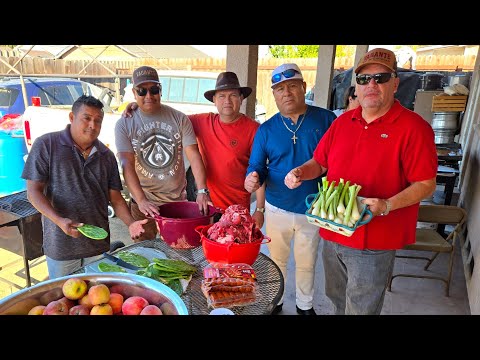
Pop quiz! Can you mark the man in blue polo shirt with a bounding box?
[245,63,336,315]
[22,95,147,279]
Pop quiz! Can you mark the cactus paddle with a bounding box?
[78,224,108,240]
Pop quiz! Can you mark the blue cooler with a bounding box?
[0,130,28,197]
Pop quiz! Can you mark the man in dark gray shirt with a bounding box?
[22,95,147,279]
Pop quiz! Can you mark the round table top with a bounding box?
[98,239,284,315]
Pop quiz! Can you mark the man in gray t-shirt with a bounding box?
[115,66,210,241]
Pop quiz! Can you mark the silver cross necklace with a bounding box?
[280,109,308,144]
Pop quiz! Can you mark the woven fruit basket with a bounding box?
[304,193,373,237]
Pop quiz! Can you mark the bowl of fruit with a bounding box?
[0,273,188,315]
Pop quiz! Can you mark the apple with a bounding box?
[140,305,163,315]
[90,303,113,315]
[62,278,88,300]
[108,293,124,314]
[122,296,149,315]
[58,296,76,310]
[43,300,69,315]
[28,305,46,315]
[88,284,110,306]
[69,304,90,315]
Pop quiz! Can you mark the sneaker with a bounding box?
[272,303,283,315]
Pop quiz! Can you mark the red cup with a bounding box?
[31,97,41,106]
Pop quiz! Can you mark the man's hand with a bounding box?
[252,211,264,229]
[245,171,261,193]
[284,167,303,189]
[122,102,139,118]
[129,219,148,242]
[58,218,84,238]
[196,193,212,216]
[137,199,160,217]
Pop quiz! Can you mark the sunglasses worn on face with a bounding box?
[271,69,300,84]
[135,85,161,96]
[355,72,396,86]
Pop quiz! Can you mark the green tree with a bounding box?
[268,45,424,58]
[268,45,356,58]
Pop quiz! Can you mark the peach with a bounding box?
[140,305,163,315]
[58,296,76,310]
[122,296,149,315]
[62,278,88,300]
[79,294,94,309]
[43,300,69,315]
[69,304,90,315]
[28,305,46,315]
[88,284,110,306]
[108,293,124,314]
[90,303,113,315]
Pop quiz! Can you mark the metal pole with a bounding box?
[0,58,29,109]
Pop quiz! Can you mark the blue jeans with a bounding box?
[46,254,104,279]
[322,240,396,315]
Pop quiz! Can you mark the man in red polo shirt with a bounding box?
[283,48,438,315]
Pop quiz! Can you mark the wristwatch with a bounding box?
[256,207,265,213]
[380,199,391,216]
[197,188,209,195]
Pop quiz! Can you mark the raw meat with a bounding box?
[206,204,263,244]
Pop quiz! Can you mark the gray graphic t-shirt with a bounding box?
[114,104,197,204]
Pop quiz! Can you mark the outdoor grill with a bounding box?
[0,190,43,287]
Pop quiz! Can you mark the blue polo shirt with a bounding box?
[247,105,335,214]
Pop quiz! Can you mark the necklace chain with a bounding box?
[73,139,93,159]
[280,110,308,144]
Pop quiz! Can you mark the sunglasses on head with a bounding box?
[271,69,300,84]
[135,85,161,96]
[355,72,396,86]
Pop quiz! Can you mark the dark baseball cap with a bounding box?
[355,48,397,74]
[132,66,160,87]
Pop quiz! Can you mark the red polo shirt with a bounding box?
[313,100,438,250]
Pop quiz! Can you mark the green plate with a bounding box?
[78,224,108,240]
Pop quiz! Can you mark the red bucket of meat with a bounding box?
[195,205,271,265]
[153,201,221,249]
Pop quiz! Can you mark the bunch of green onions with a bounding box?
[309,177,362,228]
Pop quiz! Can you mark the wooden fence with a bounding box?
[0,54,475,118]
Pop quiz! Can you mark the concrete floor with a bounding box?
[268,238,470,315]
[0,189,471,315]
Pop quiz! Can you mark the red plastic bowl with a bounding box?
[195,223,271,265]
[154,202,220,249]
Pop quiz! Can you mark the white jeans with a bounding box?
[265,201,321,310]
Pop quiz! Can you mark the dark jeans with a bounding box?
[322,240,396,315]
